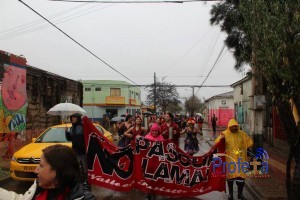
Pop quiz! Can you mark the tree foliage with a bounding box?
[146,81,180,113]
[211,1,300,199]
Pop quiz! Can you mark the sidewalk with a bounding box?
[203,124,289,200]
[0,150,11,182]
[245,143,290,200]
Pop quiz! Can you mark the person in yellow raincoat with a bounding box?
[215,119,253,200]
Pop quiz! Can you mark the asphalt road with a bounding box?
[0,129,254,200]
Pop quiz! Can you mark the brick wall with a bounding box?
[25,65,83,139]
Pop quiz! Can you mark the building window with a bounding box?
[95,87,101,91]
[110,88,121,96]
[221,100,226,105]
[85,87,91,91]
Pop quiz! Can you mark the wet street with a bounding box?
[90,129,254,199]
[0,128,254,200]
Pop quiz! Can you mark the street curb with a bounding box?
[205,140,261,200]
[0,176,11,183]
[244,182,262,200]
[0,168,11,183]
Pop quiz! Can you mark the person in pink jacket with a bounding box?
[144,123,164,200]
[145,123,164,141]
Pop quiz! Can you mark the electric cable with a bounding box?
[195,43,226,94]
[0,3,114,40]
[0,3,87,34]
[197,30,220,80]
[165,27,215,75]
[18,0,138,85]
[49,0,218,3]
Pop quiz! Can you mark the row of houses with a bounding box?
[203,75,285,147]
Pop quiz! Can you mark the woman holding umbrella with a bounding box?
[65,113,87,180]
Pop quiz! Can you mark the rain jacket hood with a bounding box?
[227,119,239,128]
[70,113,82,125]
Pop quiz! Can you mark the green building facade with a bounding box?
[81,80,142,121]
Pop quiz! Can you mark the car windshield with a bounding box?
[35,125,104,143]
[35,127,68,143]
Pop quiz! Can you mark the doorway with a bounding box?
[106,109,118,119]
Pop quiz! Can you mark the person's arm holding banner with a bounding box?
[215,132,225,144]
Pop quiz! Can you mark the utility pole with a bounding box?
[154,72,157,113]
[192,86,195,116]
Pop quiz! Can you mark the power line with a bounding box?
[0,3,87,34]
[165,27,215,74]
[0,3,114,40]
[49,0,218,3]
[67,75,243,77]
[195,43,226,94]
[18,0,138,85]
[81,83,230,87]
[197,30,220,80]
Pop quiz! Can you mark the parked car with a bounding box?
[10,123,113,181]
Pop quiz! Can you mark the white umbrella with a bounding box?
[111,116,125,122]
[47,102,87,116]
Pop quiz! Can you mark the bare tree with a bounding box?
[146,81,180,113]
[184,95,203,115]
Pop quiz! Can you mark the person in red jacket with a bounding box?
[161,113,179,146]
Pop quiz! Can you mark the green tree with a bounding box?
[211,1,300,199]
[146,81,180,113]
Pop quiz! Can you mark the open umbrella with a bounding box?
[47,102,87,116]
[111,116,125,122]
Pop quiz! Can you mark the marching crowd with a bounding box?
[114,113,252,200]
[115,112,205,156]
[0,112,252,200]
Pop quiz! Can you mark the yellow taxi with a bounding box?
[10,123,113,181]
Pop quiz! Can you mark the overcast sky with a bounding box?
[1,0,248,102]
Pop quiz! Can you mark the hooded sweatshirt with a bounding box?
[145,123,164,141]
[65,113,85,155]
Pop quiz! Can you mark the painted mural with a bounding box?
[0,51,27,158]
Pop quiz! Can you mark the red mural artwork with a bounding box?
[1,65,26,111]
